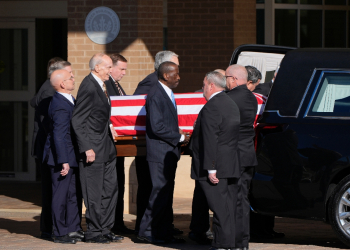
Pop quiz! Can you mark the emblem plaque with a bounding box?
[85,6,120,45]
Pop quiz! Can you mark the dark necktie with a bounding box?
[116,82,124,96]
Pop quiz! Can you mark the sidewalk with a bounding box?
[0,181,348,250]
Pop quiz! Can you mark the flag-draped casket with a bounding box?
[110,93,207,136]
[110,92,267,137]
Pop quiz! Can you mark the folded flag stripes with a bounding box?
[110,92,267,136]
[110,93,206,136]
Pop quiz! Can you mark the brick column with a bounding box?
[233,0,256,49]
[167,0,256,92]
[68,0,163,96]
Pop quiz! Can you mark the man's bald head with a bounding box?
[50,69,74,93]
[225,64,248,90]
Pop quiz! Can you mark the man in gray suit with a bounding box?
[137,62,189,244]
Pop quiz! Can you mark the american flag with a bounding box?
[110,93,206,136]
[110,92,267,136]
[253,92,267,128]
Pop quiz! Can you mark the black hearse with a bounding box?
[231,45,350,246]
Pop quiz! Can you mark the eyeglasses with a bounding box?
[225,76,238,81]
[63,76,75,82]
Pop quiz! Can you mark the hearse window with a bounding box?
[308,72,350,117]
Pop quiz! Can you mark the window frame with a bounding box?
[304,69,350,119]
[257,0,350,48]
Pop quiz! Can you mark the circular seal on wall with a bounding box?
[85,6,120,45]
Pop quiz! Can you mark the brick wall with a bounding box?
[167,0,256,93]
[233,0,256,49]
[68,0,163,96]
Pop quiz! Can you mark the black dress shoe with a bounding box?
[40,232,52,239]
[206,229,214,239]
[250,230,274,239]
[68,230,84,241]
[172,227,183,235]
[137,235,165,244]
[208,247,230,250]
[85,234,110,244]
[165,236,186,244]
[53,234,76,244]
[188,231,212,245]
[270,230,285,238]
[111,225,135,234]
[103,232,123,242]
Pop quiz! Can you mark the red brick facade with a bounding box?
[167,0,256,93]
[67,0,163,96]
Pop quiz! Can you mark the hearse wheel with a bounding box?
[329,174,350,247]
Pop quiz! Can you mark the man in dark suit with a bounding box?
[137,62,189,244]
[190,71,240,250]
[189,69,226,245]
[72,53,122,244]
[225,64,258,250]
[30,58,77,238]
[133,51,179,95]
[43,69,82,244]
[104,53,134,235]
[253,65,279,97]
[133,51,183,236]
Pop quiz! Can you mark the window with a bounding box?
[257,1,350,48]
[307,71,350,117]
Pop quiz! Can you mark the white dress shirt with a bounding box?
[158,81,185,142]
[91,72,104,91]
[57,92,74,105]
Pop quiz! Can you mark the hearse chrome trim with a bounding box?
[304,69,350,119]
[265,110,298,118]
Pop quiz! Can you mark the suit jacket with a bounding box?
[253,81,273,97]
[226,85,258,169]
[145,82,181,163]
[105,76,126,96]
[190,91,241,180]
[43,92,78,167]
[133,71,158,95]
[72,73,116,163]
[30,79,56,161]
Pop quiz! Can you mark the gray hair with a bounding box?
[89,53,106,71]
[154,51,178,71]
[205,71,226,89]
[245,65,262,84]
[48,61,71,78]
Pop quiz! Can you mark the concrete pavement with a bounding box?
[0,181,348,250]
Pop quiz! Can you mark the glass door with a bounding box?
[0,20,35,181]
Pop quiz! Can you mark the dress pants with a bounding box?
[134,156,152,232]
[39,159,52,234]
[50,165,81,237]
[235,166,255,248]
[79,158,118,240]
[200,178,238,249]
[139,159,177,240]
[190,180,210,234]
[113,156,125,228]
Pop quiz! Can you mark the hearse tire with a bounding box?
[329,174,350,248]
